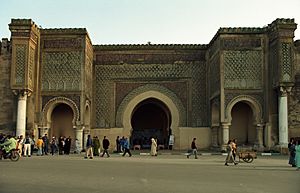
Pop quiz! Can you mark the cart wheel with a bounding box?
[243,155,253,163]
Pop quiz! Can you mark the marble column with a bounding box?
[75,126,84,151]
[278,87,289,147]
[221,123,230,151]
[16,91,28,137]
[255,123,264,148]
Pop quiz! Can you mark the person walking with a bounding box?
[232,139,237,162]
[93,136,100,156]
[101,136,110,157]
[120,136,125,153]
[85,135,93,159]
[295,140,300,171]
[122,137,132,157]
[150,138,157,156]
[225,139,238,166]
[187,138,198,159]
[288,138,296,167]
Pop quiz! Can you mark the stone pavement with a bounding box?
[0,153,299,193]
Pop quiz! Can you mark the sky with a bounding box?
[0,0,300,45]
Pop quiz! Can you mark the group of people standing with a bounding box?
[15,134,74,157]
[288,138,300,170]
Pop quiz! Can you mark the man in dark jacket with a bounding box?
[187,138,198,159]
[85,135,93,159]
[101,136,110,157]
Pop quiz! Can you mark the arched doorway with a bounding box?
[131,98,171,149]
[230,102,256,145]
[50,103,75,142]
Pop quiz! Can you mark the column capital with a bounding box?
[279,86,292,97]
[256,123,264,128]
[221,122,231,129]
[12,89,32,97]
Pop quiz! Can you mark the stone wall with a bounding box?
[0,39,16,134]
[288,41,300,138]
[93,45,208,128]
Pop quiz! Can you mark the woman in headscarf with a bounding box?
[150,138,157,156]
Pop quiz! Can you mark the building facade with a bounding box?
[0,18,300,151]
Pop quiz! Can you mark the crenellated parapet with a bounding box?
[93,43,206,51]
[41,28,88,35]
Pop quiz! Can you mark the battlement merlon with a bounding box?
[41,28,92,45]
[266,18,297,40]
[9,19,40,38]
[208,18,297,47]
[267,18,297,30]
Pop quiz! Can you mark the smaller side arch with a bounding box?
[225,95,263,124]
[42,97,80,127]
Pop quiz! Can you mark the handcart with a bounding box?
[238,151,257,163]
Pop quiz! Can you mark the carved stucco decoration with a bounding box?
[224,50,263,89]
[15,44,26,84]
[280,42,292,82]
[41,51,82,91]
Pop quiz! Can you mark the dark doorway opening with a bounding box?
[50,103,75,145]
[230,102,255,145]
[131,98,171,149]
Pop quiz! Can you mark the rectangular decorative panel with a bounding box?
[28,46,35,88]
[224,50,263,89]
[41,51,82,91]
[280,42,292,82]
[15,45,26,84]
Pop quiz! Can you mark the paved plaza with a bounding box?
[0,153,299,193]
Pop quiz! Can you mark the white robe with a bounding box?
[150,139,157,156]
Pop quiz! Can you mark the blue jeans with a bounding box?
[37,147,43,156]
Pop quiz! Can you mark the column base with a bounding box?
[253,144,265,152]
[274,144,289,155]
[221,144,227,152]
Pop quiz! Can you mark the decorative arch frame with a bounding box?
[116,84,185,136]
[42,97,80,127]
[225,95,263,124]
